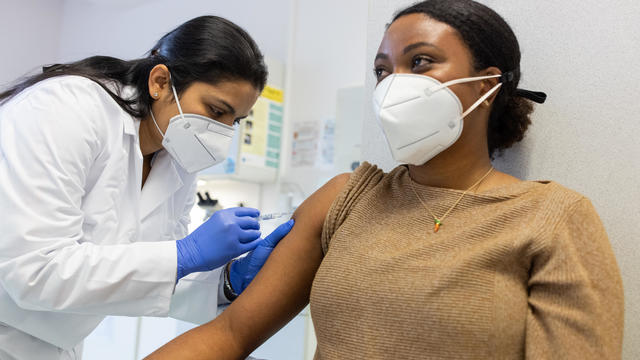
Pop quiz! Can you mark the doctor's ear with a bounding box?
[148,64,171,100]
[479,66,502,107]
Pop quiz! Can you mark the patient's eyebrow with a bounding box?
[375,53,389,61]
[403,41,440,54]
[375,41,441,62]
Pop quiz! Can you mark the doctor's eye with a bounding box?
[209,106,225,119]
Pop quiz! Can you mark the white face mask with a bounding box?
[373,73,503,166]
[150,83,235,174]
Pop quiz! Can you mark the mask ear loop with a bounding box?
[431,74,503,92]
[460,81,502,119]
[149,72,185,138]
[149,110,165,138]
[426,74,503,119]
[169,73,185,118]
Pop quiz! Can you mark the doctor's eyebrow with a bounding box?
[215,99,236,116]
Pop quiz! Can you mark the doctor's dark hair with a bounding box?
[393,0,534,157]
[0,16,268,119]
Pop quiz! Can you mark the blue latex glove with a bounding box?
[229,219,295,294]
[176,207,262,280]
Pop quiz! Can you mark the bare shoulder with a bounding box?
[290,173,351,235]
[325,172,351,192]
[312,173,351,206]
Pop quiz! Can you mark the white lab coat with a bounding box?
[0,76,229,359]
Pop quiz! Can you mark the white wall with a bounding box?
[58,0,291,63]
[363,1,640,358]
[280,0,369,197]
[0,0,64,88]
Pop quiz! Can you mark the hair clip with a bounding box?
[500,71,515,83]
[515,89,547,104]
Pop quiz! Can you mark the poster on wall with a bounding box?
[319,117,335,169]
[239,85,284,170]
[291,117,334,169]
[291,121,319,167]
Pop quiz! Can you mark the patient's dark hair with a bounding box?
[0,15,268,119]
[393,0,534,157]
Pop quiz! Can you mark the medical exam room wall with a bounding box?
[363,0,640,358]
[277,0,368,199]
[0,0,64,87]
[57,0,289,64]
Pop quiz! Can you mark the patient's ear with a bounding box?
[479,66,503,106]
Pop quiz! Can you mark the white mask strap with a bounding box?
[426,74,504,120]
[149,110,165,138]
[460,81,502,119]
[149,72,184,139]
[429,74,502,93]
[170,81,185,118]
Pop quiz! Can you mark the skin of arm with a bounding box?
[146,173,351,359]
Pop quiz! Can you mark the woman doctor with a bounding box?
[0,16,292,359]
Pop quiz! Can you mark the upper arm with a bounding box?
[229,173,351,347]
[525,198,624,359]
[147,173,351,359]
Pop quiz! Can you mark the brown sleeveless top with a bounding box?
[309,162,623,359]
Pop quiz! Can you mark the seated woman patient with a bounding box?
[148,0,624,359]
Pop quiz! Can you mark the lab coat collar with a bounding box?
[140,150,191,220]
[115,85,193,219]
[119,85,139,136]
[122,115,137,136]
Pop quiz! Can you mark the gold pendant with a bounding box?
[433,219,442,233]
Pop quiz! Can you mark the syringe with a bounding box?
[257,211,295,222]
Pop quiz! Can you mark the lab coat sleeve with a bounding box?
[167,180,231,324]
[168,267,231,324]
[0,77,177,317]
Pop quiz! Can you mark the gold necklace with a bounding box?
[409,167,494,233]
